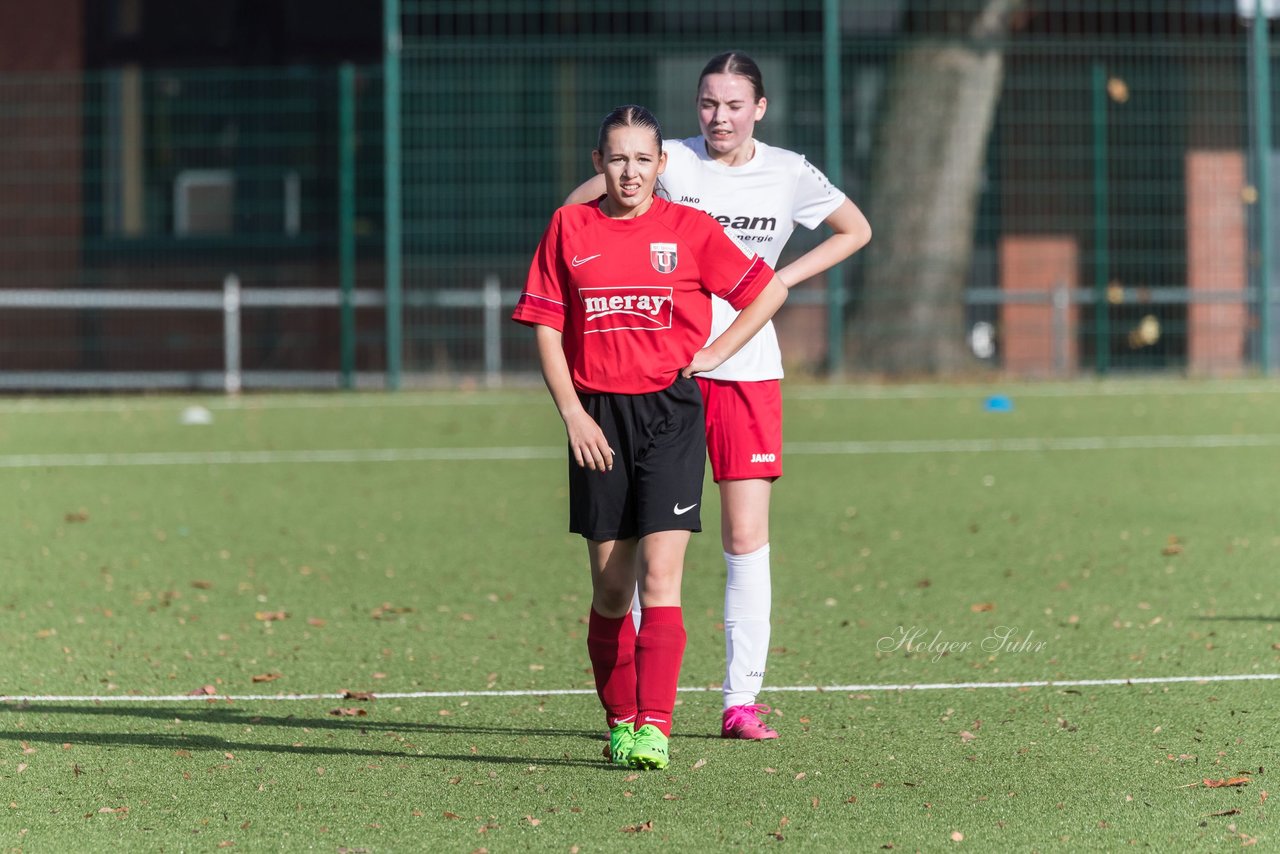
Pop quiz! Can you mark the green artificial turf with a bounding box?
[1,381,1276,851]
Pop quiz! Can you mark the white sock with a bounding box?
[723,543,771,709]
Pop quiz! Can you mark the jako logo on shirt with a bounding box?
[751,453,777,463]
[581,286,673,333]
[650,242,677,274]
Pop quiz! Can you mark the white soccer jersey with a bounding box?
[660,136,846,381]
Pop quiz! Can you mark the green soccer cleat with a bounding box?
[604,722,636,766]
[627,724,670,770]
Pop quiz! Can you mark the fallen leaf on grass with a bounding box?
[662,793,680,801]
[65,511,89,523]
[960,731,977,743]
[691,758,707,770]
[970,603,995,613]
[1206,808,1241,817]
[620,820,653,833]
[191,580,214,589]
[525,816,541,826]
[1202,777,1251,788]
[950,831,965,842]
[371,603,413,620]
[188,685,217,696]
[254,611,289,622]
[340,689,376,701]
[251,672,282,683]
[329,708,367,717]
[1161,536,1183,556]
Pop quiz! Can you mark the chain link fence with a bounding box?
[0,1,1274,387]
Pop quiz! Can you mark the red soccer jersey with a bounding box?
[512,196,774,394]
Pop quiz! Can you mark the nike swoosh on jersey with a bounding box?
[673,503,698,515]
[571,253,601,267]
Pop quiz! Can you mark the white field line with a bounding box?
[783,380,1280,401]
[4,433,1280,469]
[0,446,563,469]
[3,673,1277,704]
[3,379,1280,415]
[0,392,547,415]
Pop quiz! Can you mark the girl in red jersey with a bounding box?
[513,104,788,769]
[567,53,872,741]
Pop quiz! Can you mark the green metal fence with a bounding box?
[400,0,1275,379]
[0,1,1277,388]
[0,65,384,389]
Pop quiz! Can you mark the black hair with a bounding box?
[595,104,663,153]
[698,51,766,101]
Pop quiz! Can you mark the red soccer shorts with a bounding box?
[696,377,782,482]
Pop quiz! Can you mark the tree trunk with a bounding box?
[851,0,1018,375]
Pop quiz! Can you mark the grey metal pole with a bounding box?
[223,274,242,395]
[483,274,502,388]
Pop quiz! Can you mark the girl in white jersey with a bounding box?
[566,52,871,740]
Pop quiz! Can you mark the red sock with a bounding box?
[587,608,637,729]
[635,606,686,737]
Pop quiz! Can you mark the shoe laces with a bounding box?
[724,703,773,728]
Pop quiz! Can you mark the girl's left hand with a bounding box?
[681,348,723,378]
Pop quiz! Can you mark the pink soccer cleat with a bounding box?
[721,703,779,740]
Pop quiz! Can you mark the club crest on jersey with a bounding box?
[580,286,674,333]
[650,242,677,274]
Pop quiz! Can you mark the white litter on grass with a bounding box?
[180,405,213,425]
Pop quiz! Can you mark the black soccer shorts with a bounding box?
[567,375,706,541]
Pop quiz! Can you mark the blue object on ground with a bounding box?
[984,394,1014,412]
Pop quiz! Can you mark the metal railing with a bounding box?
[0,278,1264,391]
